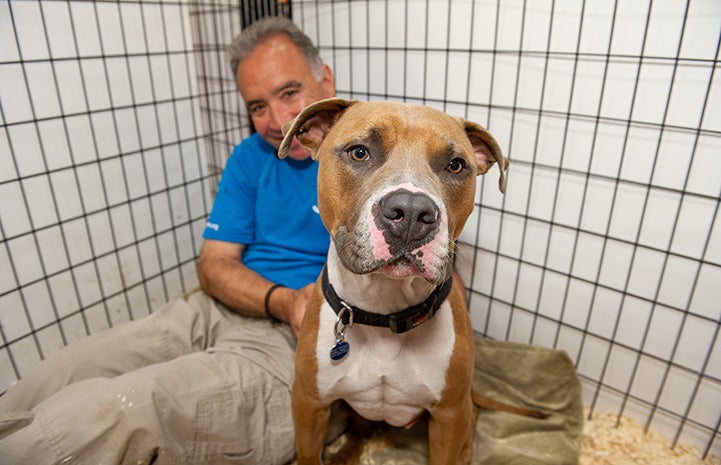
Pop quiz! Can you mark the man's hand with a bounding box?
[275,283,314,339]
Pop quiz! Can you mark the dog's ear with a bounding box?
[279,98,358,160]
[463,120,509,193]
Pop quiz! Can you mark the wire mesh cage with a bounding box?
[1,0,719,460]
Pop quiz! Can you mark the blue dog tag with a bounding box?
[330,340,349,361]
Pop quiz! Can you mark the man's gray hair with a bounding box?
[227,16,323,80]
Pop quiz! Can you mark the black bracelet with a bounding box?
[264,284,285,323]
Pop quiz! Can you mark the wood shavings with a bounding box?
[580,409,719,465]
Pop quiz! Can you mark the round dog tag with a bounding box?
[330,340,349,361]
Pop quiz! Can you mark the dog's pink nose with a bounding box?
[377,190,439,243]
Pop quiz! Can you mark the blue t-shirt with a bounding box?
[203,133,330,289]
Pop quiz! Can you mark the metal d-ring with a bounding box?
[333,301,354,340]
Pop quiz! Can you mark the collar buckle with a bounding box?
[388,293,438,333]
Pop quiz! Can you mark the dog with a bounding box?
[279,98,513,464]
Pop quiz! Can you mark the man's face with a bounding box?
[237,34,335,160]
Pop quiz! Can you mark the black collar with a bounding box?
[321,266,453,334]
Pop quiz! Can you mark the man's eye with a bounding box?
[446,157,466,174]
[249,104,265,115]
[346,145,370,162]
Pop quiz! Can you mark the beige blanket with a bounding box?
[319,337,583,464]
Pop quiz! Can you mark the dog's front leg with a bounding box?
[292,379,330,465]
[428,395,475,465]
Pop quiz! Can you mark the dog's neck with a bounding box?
[326,244,439,315]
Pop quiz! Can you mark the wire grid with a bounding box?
[0,0,214,389]
[1,0,720,460]
[0,0,284,394]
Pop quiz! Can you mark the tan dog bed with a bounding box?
[293,337,583,464]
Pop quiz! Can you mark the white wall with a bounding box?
[0,0,211,391]
[297,0,721,454]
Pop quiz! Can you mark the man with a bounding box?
[199,15,335,338]
[0,17,337,465]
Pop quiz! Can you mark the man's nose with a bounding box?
[269,103,299,132]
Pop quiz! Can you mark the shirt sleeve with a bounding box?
[202,142,265,244]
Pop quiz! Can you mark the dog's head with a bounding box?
[279,98,508,284]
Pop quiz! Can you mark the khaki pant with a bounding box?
[0,289,312,465]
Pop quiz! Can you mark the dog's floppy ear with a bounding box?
[463,120,509,193]
[279,98,358,160]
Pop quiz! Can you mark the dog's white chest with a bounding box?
[315,300,455,428]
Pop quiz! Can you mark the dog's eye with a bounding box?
[347,145,370,162]
[446,157,466,174]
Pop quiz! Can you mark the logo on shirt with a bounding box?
[312,205,320,215]
[206,221,220,231]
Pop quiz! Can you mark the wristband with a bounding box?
[264,284,285,323]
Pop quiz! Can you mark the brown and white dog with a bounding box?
[279,99,509,465]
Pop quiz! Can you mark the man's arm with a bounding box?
[197,238,310,337]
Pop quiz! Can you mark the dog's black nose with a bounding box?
[378,190,439,243]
